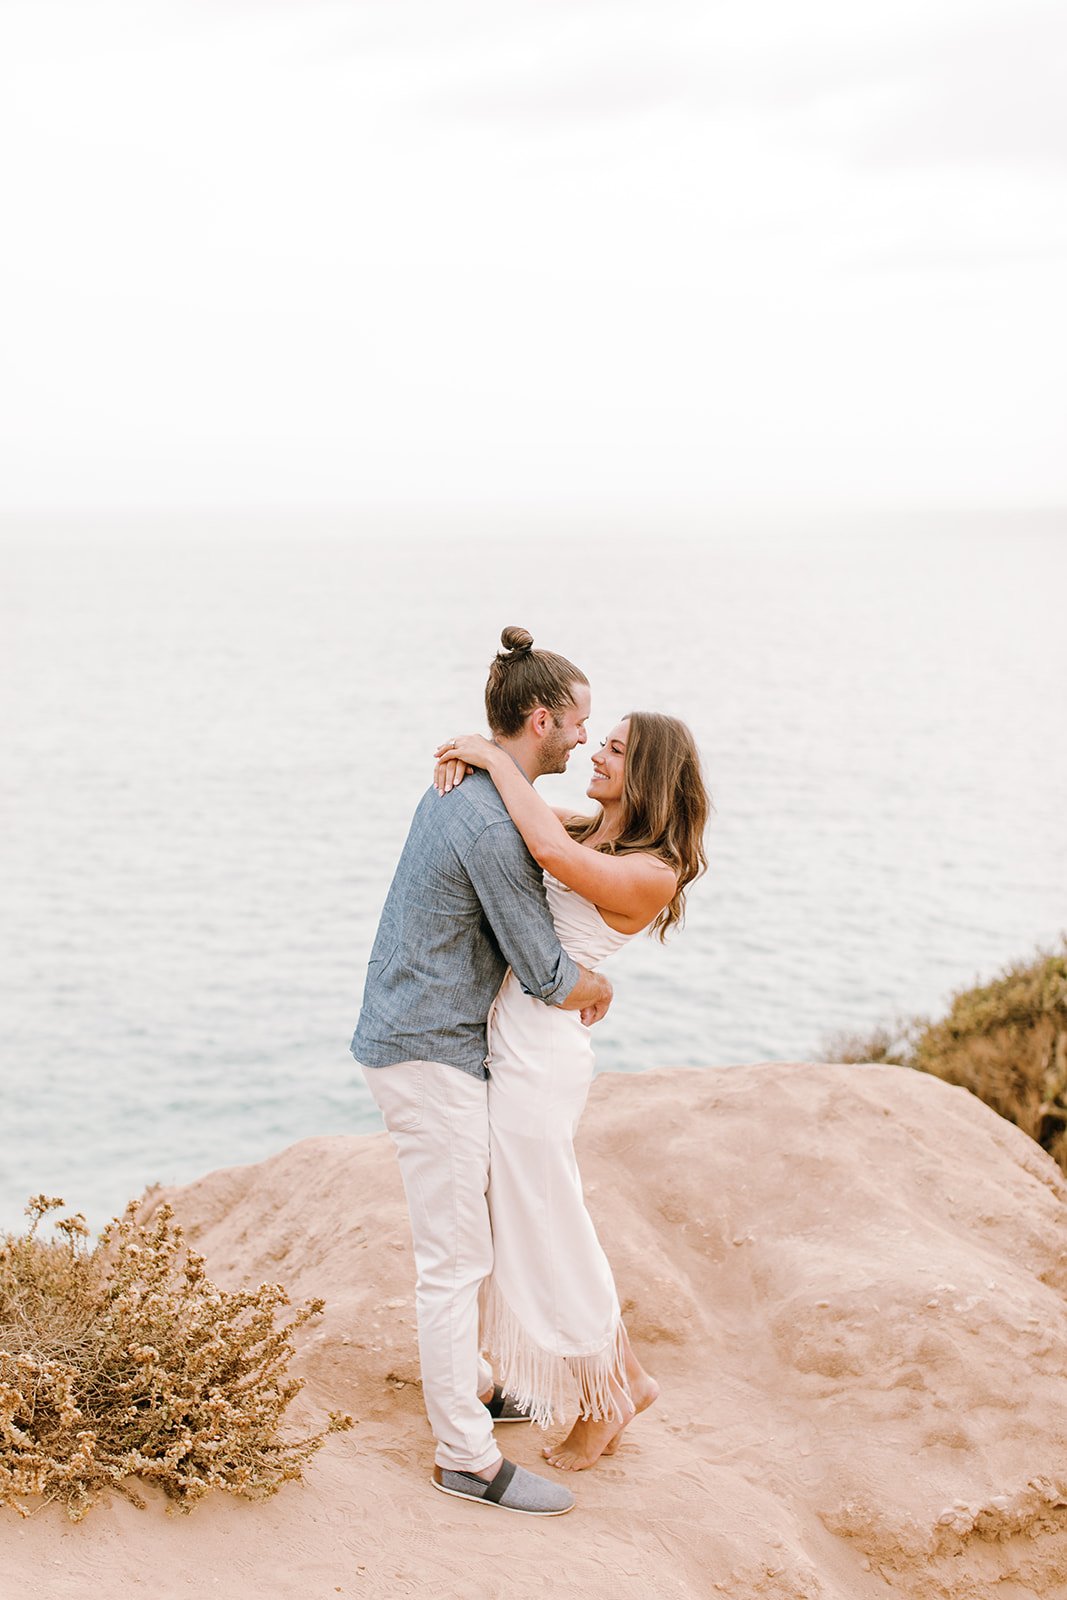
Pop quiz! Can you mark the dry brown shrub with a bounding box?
[0,1196,352,1522]
[913,942,1067,1167]
[819,1020,918,1066]
[823,941,1067,1171]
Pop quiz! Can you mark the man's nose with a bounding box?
[576,726,588,744]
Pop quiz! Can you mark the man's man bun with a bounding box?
[485,627,587,738]
[499,626,534,654]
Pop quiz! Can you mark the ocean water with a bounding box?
[2,514,1065,1233]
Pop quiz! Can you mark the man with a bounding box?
[351,629,611,1516]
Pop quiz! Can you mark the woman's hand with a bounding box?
[434,756,473,795]
[433,733,497,795]
[434,733,497,769]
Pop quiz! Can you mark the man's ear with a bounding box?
[528,706,552,739]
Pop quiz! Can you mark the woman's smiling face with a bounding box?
[586,719,629,804]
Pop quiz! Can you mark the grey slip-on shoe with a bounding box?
[431,1458,575,1515]
[483,1384,535,1423]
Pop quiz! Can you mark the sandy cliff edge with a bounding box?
[5,1062,1067,1600]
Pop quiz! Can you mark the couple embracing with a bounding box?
[351,628,709,1517]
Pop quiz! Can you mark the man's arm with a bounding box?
[465,821,612,1024]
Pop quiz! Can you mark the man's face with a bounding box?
[537,682,591,776]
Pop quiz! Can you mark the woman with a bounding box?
[433,705,710,1470]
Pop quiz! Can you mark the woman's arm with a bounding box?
[550,805,588,823]
[435,735,675,925]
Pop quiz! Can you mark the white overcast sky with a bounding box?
[2,0,1065,517]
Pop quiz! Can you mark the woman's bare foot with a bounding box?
[603,1324,659,1455]
[542,1372,659,1470]
[600,1370,659,1455]
[543,1324,660,1468]
[542,1382,633,1471]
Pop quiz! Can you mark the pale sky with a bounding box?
[2,0,1065,516]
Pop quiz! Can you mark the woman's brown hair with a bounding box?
[567,711,710,939]
[485,626,589,738]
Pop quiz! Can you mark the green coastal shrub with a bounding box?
[0,1196,351,1522]
[825,941,1067,1171]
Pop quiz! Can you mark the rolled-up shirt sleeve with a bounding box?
[465,821,581,1006]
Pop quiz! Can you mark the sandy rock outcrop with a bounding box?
[6,1063,1067,1600]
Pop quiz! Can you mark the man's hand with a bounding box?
[580,994,612,1027]
[560,964,613,1023]
[579,972,613,1027]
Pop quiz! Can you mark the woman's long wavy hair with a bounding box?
[567,711,710,940]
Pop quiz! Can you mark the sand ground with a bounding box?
[6,1064,1067,1599]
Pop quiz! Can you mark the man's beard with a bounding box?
[537,720,572,776]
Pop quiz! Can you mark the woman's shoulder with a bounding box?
[639,849,679,877]
[591,839,678,879]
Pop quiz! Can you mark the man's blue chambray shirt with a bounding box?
[351,769,581,1078]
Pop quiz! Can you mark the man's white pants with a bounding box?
[361,1060,498,1473]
